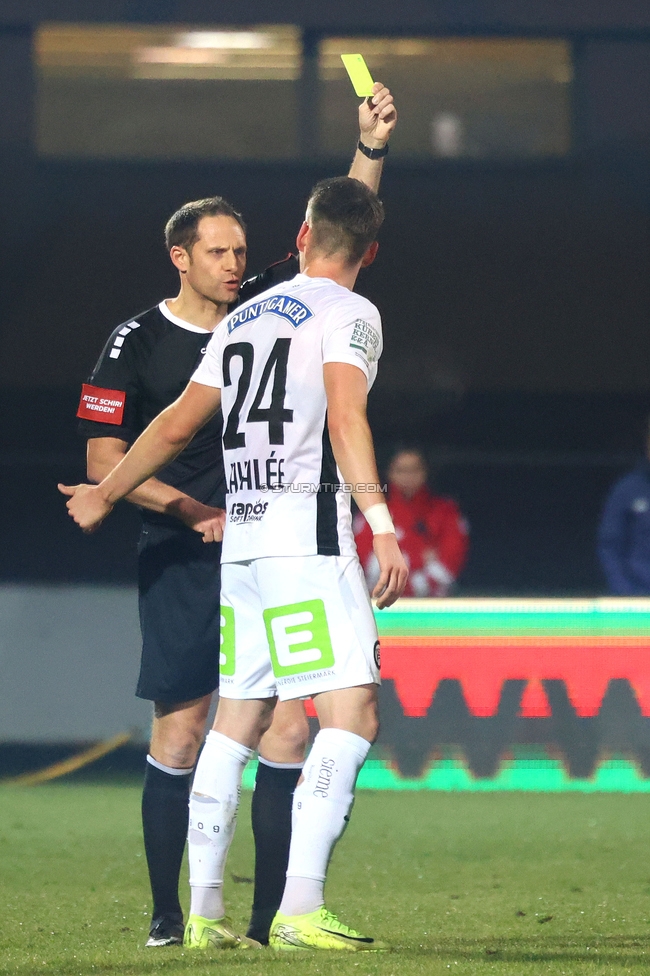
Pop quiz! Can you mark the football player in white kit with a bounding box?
[61,176,408,951]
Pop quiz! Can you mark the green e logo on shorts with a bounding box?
[220,605,236,676]
[264,599,335,678]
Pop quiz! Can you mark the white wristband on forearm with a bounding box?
[364,503,395,535]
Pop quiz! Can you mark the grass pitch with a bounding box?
[2,785,650,974]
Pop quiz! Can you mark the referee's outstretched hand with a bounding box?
[58,482,113,533]
[372,533,409,609]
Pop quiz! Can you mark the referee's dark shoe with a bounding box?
[146,912,184,947]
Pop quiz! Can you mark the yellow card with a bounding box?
[340,54,375,97]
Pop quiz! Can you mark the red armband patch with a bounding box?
[77,384,126,425]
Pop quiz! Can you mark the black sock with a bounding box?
[141,758,192,921]
[247,760,302,944]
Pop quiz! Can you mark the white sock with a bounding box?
[188,730,253,920]
[279,728,371,917]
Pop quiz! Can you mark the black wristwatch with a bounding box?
[357,140,389,160]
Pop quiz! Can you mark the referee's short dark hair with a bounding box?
[306,177,384,265]
[165,197,246,253]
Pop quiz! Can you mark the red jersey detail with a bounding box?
[76,384,126,425]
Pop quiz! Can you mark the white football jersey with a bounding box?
[192,273,382,562]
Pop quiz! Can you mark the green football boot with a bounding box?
[269,906,389,952]
[183,914,262,950]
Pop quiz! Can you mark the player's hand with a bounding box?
[165,497,225,542]
[371,533,409,609]
[58,482,114,533]
[193,509,226,544]
[359,82,397,149]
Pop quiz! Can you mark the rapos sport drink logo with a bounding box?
[227,295,313,334]
[229,499,269,524]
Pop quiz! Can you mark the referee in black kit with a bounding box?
[72,83,396,948]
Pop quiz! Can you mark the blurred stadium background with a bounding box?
[2,0,650,788]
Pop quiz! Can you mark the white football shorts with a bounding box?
[218,554,380,701]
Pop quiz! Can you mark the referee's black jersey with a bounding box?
[77,254,299,528]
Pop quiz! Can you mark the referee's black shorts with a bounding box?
[136,522,221,704]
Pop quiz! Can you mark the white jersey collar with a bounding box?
[159,300,213,334]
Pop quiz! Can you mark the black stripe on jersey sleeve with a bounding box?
[316,416,341,556]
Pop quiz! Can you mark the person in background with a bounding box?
[355,447,468,597]
[598,421,650,595]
